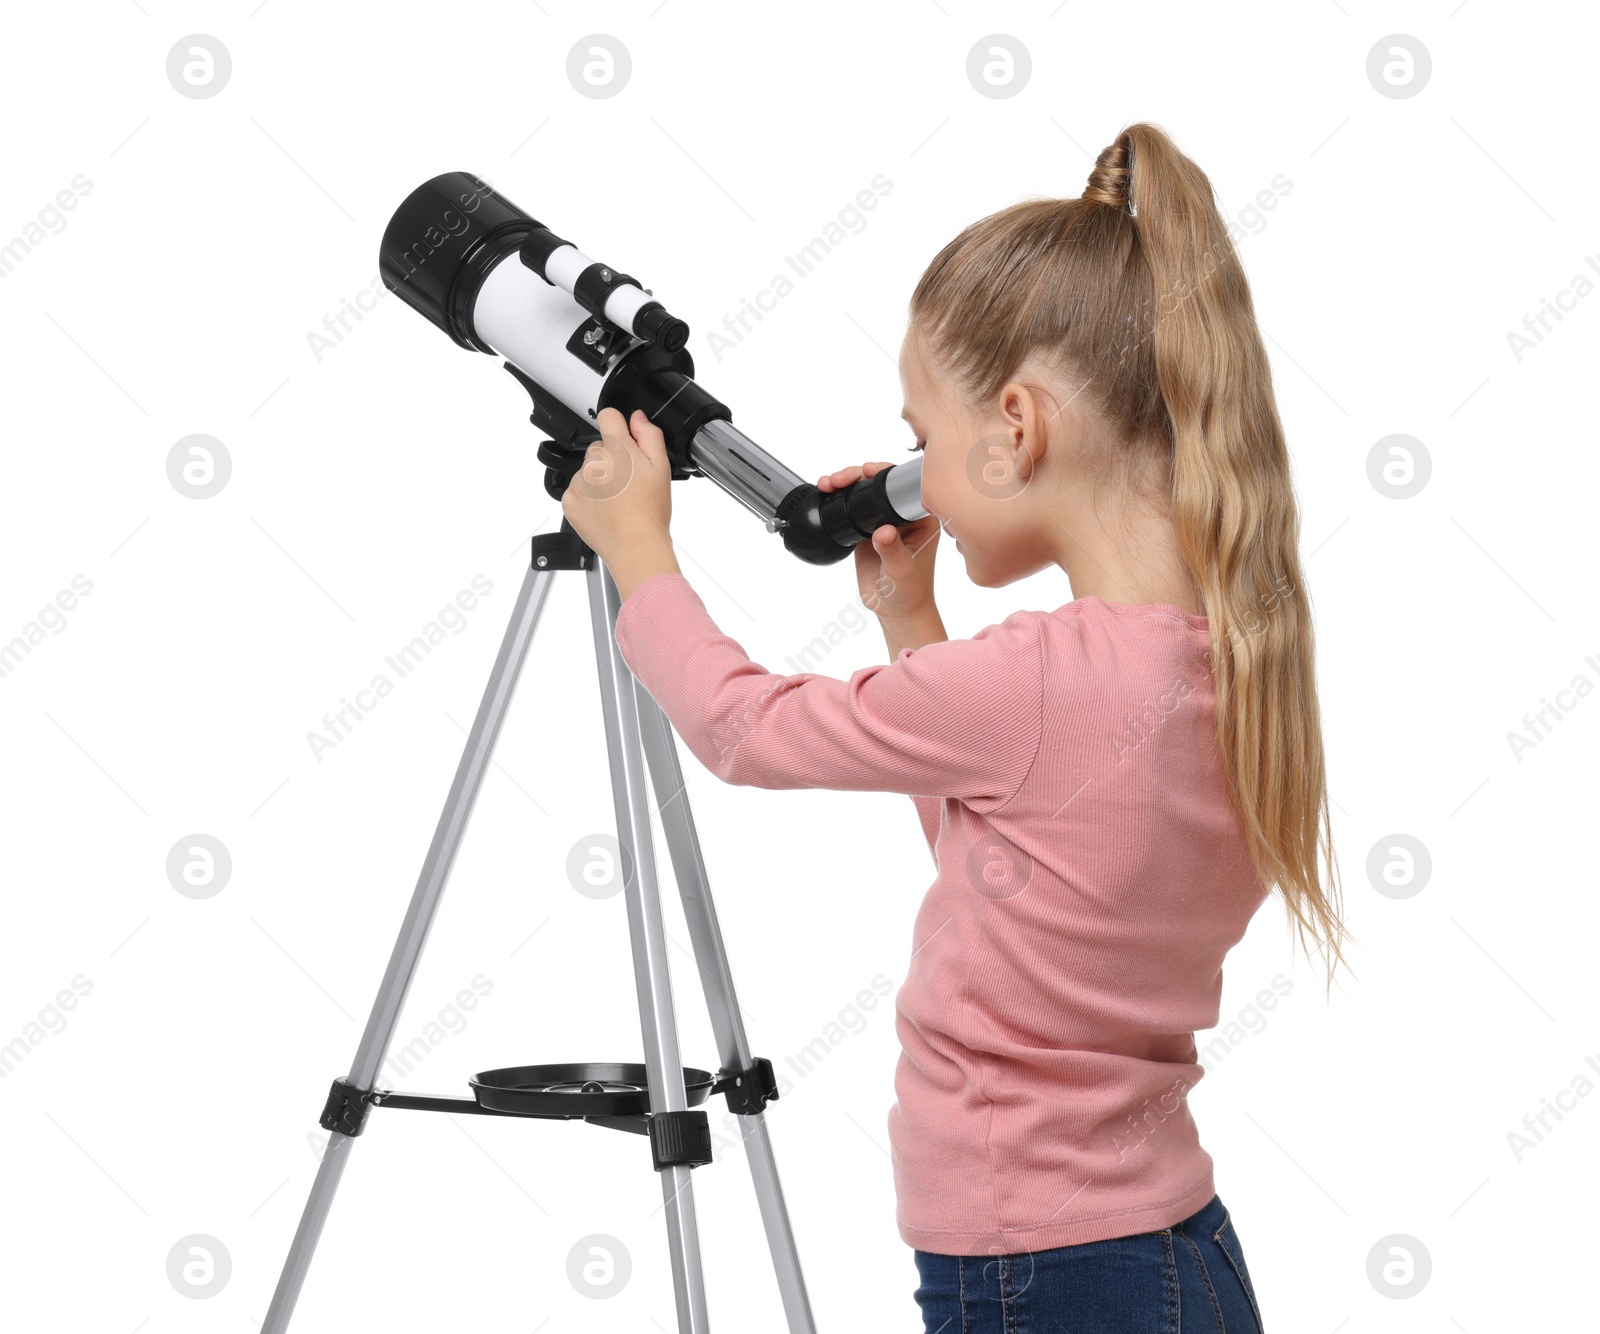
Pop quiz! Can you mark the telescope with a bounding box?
[263,170,921,1333]
[377,171,926,564]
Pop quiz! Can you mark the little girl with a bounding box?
[562,121,1345,1334]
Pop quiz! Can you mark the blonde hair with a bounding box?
[908,122,1350,988]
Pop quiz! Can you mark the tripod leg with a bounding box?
[262,566,557,1334]
[587,563,711,1334]
[634,681,818,1334]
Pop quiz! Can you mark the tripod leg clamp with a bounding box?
[712,1056,780,1116]
[648,1110,713,1171]
[320,1077,374,1138]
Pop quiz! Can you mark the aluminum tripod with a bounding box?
[261,524,815,1333]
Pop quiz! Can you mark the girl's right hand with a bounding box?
[817,461,943,626]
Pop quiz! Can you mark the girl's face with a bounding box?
[898,326,1064,589]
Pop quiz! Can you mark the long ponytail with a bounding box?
[909,122,1350,987]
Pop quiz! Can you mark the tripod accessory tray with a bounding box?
[470,1056,779,1116]
[316,1056,780,1173]
[474,1059,719,1168]
[469,1060,715,1117]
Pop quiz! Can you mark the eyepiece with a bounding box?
[774,457,927,565]
[637,303,690,353]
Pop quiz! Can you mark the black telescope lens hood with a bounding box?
[379,171,538,351]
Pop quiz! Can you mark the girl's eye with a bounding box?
[908,438,926,453]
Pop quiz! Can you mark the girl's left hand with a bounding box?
[560,408,681,596]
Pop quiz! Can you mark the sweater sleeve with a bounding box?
[613,573,1045,812]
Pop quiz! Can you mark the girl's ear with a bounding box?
[1006,381,1056,477]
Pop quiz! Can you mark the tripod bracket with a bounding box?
[530,521,595,571]
[712,1055,781,1116]
[320,1077,373,1139]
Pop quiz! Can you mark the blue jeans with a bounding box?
[912,1194,1265,1332]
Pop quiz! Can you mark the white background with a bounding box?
[1,2,1595,1330]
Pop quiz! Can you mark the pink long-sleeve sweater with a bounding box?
[613,572,1270,1256]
